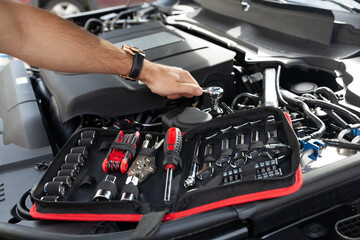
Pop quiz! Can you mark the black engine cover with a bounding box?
[41,21,235,122]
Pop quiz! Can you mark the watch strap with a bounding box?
[128,51,145,80]
[120,45,146,81]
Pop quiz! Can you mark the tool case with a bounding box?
[30,107,302,224]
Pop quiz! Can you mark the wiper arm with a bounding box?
[322,0,360,13]
[268,0,360,13]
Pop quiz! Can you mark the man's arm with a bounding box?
[0,0,202,99]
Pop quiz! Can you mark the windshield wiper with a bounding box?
[267,0,360,13]
[323,0,360,13]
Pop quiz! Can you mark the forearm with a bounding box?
[0,0,202,98]
[0,0,132,76]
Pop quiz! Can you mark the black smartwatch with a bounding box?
[120,44,146,80]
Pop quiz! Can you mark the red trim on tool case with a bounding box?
[284,112,292,127]
[163,166,303,221]
[30,205,143,222]
[30,166,302,222]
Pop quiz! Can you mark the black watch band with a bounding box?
[120,45,146,81]
[128,51,145,80]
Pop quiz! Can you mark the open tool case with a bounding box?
[30,107,302,222]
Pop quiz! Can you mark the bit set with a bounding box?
[102,131,140,173]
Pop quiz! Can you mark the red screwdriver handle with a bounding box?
[164,127,182,154]
[163,127,182,203]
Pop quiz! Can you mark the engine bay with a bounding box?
[1,1,360,239]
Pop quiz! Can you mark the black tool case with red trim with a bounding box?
[30,107,302,222]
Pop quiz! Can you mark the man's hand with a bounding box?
[140,61,203,99]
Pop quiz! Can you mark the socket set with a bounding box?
[77,130,96,147]
[40,130,94,201]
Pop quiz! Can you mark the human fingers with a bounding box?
[167,94,182,99]
[179,69,200,86]
[166,93,194,99]
[174,82,203,97]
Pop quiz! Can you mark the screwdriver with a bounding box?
[163,127,183,204]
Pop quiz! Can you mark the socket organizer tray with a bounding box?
[30,107,302,223]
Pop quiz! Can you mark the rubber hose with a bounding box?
[298,102,326,141]
[329,123,344,133]
[275,65,287,106]
[338,129,352,141]
[314,87,338,104]
[302,98,360,124]
[34,78,51,106]
[231,92,261,109]
[275,66,298,112]
[321,108,348,129]
[282,92,326,141]
[16,189,34,221]
[83,18,103,33]
[324,139,360,151]
[351,136,360,143]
